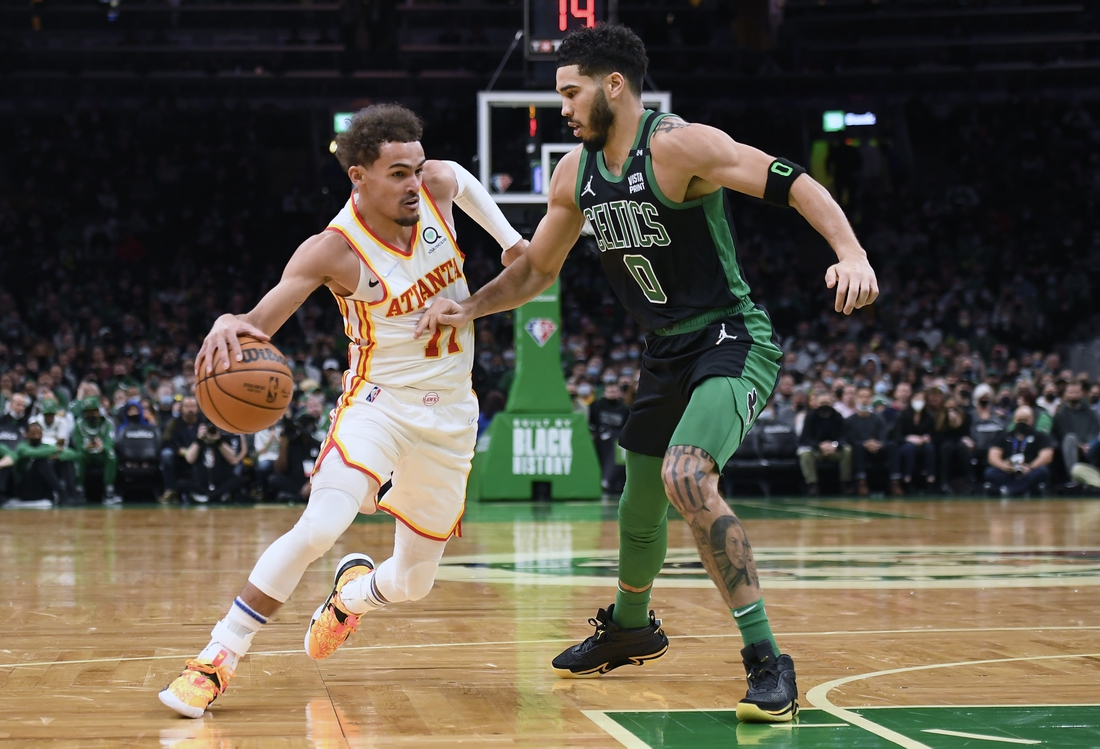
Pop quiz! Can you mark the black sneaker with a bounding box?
[551,604,668,678]
[735,640,799,723]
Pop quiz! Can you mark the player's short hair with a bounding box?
[557,24,648,96]
[334,103,424,171]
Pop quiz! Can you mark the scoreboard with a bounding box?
[524,0,604,60]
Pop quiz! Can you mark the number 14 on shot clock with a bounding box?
[525,0,603,59]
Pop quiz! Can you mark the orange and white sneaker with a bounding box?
[305,553,375,661]
[159,657,234,718]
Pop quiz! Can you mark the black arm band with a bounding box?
[763,158,807,207]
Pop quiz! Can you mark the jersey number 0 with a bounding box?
[623,254,668,304]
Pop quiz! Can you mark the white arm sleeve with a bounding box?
[443,160,522,250]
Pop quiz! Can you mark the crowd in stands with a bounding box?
[1,96,1098,505]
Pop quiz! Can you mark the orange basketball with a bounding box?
[195,336,294,434]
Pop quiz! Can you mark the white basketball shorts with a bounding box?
[312,380,478,541]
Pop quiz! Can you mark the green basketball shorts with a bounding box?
[618,301,782,463]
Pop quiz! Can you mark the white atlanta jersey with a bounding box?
[325,187,474,394]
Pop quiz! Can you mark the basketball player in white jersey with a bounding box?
[160,104,526,718]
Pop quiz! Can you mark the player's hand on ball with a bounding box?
[501,238,528,267]
[825,256,879,315]
[197,314,271,375]
[414,298,468,340]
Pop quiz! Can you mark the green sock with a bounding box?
[613,452,668,631]
[732,597,779,654]
[613,585,652,629]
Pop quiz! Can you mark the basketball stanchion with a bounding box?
[466,279,601,501]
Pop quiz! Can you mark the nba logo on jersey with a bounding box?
[525,318,557,347]
[365,386,382,403]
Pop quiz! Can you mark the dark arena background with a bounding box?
[2,1,1100,747]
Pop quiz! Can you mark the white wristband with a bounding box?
[443,160,522,250]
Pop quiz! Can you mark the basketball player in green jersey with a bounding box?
[417,24,878,723]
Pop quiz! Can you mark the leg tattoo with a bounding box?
[663,445,762,608]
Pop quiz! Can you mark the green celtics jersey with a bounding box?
[71,416,114,456]
[575,110,751,330]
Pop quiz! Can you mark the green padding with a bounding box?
[471,278,601,500]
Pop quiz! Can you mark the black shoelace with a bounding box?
[587,615,609,642]
[747,658,780,691]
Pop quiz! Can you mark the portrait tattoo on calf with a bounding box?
[708,514,760,596]
[663,445,761,604]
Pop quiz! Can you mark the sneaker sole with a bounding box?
[551,641,669,679]
[735,699,798,723]
[158,689,207,719]
[304,553,375,660]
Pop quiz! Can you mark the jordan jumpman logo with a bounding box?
[581,176,596,197]
[715,323,738,345]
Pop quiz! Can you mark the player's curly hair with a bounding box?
[556,24,648,96]
[334,103,423,171]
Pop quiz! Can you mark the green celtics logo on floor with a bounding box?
[594,705,1100,748]
[437,547,1100,590]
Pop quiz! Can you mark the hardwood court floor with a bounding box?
[1,497,1099,748]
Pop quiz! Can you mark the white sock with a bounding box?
[339,570,388,615]
[199,597,268,671]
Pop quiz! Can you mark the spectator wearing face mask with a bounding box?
[28,398,71,449]
[1013,386,1053,435]
[984,406,1053,497]
[1035,383,1061,418]
[573,381,594,418]
[1052,382,1100,485]
[180,421,249,504]
[159,395,202,505]
[797,390,853,496]
[116,398,154,438]
[936,395,973,494]
[71,396,119,504]
[7,422,80,506]
[154,381,178,425]
[844,386,896,496]
[890,388,937,494]
[970,384,1005,480]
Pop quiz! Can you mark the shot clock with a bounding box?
[524,0,604,60]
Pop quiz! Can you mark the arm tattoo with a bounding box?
[653,118,690,135]
[663,445,714,514]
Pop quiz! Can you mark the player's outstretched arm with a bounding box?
[426,160,529,266]
[197,232,352,375]
[665,123,879,315]
[414,149,586,340]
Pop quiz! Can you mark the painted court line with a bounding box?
[922,728,1040,744]
[583,705,1096,748]
[807,652,1100,749]
[581,710,650,749]
[3,627,1099,671]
